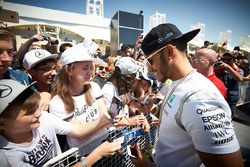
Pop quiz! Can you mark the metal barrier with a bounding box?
[43,114,158,167]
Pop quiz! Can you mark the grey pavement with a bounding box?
[233,120,250,166]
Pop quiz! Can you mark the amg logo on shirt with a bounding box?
[26,134,53,166]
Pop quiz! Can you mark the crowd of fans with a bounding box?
[0,21,249,167]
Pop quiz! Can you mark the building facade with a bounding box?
[86,0,104,17]
[149,11,166,30]
[1,1,110,53]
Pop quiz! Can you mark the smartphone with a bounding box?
[109,96,123,116]
[153,98,162,104]
[127,145,138,158]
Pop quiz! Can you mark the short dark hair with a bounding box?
[0,29,14,41]
[169,39,187,52]
[121,44,131,52]
[59,43,73,53]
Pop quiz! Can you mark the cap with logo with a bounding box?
[114,57,139,75]
[141,23,200,59]
[0,79,35,115]
[23,49,58,70]
[139,71,157,87]
[60,43,103,66]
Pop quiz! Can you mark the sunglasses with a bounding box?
[99,66,109,71]
[0,48,15,56]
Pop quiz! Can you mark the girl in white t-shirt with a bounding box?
[102,57,150,131]
[49,44,113,156]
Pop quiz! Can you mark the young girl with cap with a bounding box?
[49,43,113,156]
[0,79,121,166]
[101,57,150,131]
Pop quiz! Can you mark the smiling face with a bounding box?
[97,62,109,79]
[147,46,171,82]
[29,59,58,92]
[0,92,41,141]
[0,39,14,77]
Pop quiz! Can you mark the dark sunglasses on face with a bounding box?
[0,48,15,56]
[99,66,109,71]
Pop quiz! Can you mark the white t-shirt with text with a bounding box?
[49,82,109,156]
[0,111,72,166]
[155,72,240,167]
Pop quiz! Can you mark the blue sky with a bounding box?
[5,0,250,47]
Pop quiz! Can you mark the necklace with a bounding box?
[159,69,196,121]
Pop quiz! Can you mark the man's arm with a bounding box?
[197,150,244,167]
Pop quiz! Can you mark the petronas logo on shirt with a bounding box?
[169,94,175,104]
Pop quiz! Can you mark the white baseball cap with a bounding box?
[60,44,103,66]
[115,57,139,75]
[23,49,58,70]
[0,79,35,114]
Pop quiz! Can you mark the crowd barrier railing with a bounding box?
[43,113,158,167]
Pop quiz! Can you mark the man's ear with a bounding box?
[166,44,175,60]
[209,60,216,67]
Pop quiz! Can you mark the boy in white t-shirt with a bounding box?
[0,79,121,166]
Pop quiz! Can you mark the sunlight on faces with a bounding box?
[146,45,170,82]
[98,62,109,78]
[70,61,94,86]
[0,40,14,75]
[32,62,58,85]
[2,106,41,134]
[192,54,210,71]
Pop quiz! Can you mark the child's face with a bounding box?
[2,107,42,133]
[70,61,94,86]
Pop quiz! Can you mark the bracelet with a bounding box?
[81,157,87,167]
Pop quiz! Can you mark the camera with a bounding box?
[42,35,59,45]
[42,35,50,41]
[214,60,223,67]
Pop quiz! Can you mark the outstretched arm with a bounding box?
[197,150,244,167]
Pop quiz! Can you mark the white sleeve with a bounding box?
[181,96,240,154]
[101,83,116,109]
[41,112,73,135]
[91,82,102,98]
[49,95,74,120]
